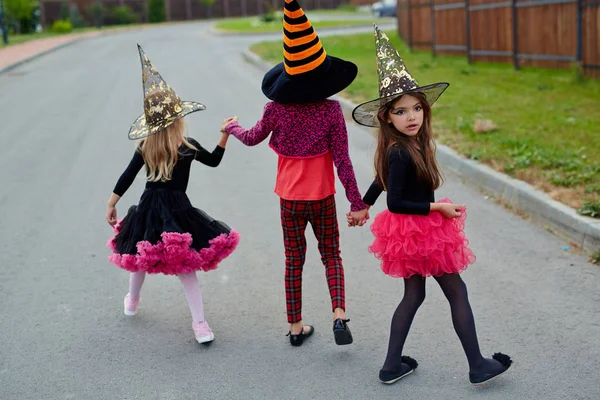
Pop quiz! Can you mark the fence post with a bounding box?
[512,0,519,69]
[429,0,437,57]
[465,0,471,63]
[576,0,583,63]
[431,0,436,56]
[408,0,413,51]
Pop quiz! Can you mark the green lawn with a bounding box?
[251,30,600,217]
[213,17,390,33]
[0,22,180,48]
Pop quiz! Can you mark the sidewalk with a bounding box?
[0,31,103,73]
[0,23,171,73]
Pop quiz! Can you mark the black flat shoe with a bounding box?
[379,356,418,384]
[469,353,513,385]
[333,318,353,345]
[286,325,314,347]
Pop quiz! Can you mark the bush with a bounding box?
[50,19,73,33]
[112,5,138,25]
[148,0,166,23]
[261,1,276,22]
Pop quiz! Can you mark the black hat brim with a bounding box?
[261,56,358,104]
[351,82,449,128]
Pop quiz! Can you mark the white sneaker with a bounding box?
[124,294,140,316]
[192,321,215,344]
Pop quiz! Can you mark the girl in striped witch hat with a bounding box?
[221,0,369,347]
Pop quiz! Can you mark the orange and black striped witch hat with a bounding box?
[261,0,358,104]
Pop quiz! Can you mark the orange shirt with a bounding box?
[274,152,336,201]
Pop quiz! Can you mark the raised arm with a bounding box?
[223,102,275,146]
[189,136,227,168]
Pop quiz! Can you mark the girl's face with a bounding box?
[386,94,424,137]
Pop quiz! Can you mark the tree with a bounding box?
[148,0,165,23]
[200,0,215,19]
[3,0,36,33]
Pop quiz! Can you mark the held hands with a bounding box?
[346,207,370,227]
[220,116,238,133]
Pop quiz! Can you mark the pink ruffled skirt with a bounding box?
[368,198,475,279]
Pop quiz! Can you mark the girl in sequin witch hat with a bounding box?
[348,26,512,386]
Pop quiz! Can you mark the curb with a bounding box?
[209,21,397,37]
[242,49,600,255]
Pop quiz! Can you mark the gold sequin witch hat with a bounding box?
[128,44,206,140]
[261,0,357,104]
[352,25,449,128]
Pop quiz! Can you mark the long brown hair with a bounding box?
[136,118,197,182]
[373,92,444,191]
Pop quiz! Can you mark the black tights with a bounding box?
[381,273,487,372]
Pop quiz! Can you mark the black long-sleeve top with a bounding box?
[113,137,225,196]
[362,147,434,215]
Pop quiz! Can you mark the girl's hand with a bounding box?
[438,203,465,219]
[220,116,238,133]
[106,206,117,227]
[346,208,370,227]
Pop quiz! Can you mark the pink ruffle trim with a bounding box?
[368,198,476,279]
[107,219,240,275]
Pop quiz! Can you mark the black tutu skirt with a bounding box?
[107,188,240,275]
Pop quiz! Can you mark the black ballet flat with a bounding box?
[379,356,419,384]
[469,353,513,385]
[286,325,314,347]
[333,318,353,345]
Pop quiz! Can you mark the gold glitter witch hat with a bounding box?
[352,25,449,128]
[128,45,206,140]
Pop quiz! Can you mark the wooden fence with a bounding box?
[397,0,600,77]
[40,0,351,28]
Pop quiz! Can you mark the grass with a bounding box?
[250,30,600,216]
[0,20,197,48]
[592,249,600,265]
[214,15,390,33]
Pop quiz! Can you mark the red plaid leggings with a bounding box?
[280,195,345,323]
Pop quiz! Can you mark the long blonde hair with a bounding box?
[136,118,197,182]
[374,92,444,191]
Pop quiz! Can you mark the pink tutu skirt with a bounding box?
[368,198,475,279]
[106,188,240,275]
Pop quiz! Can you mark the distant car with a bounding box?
[372,0,397,18]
